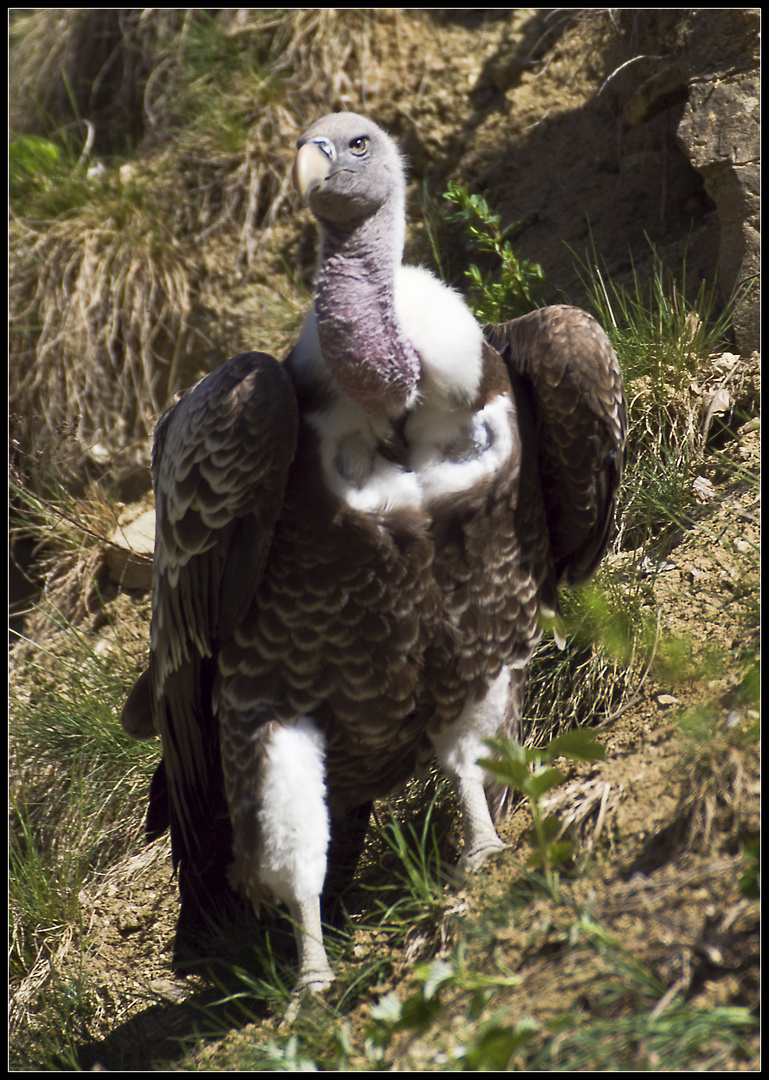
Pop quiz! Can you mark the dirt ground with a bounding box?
[70,419,759,1068]
[11,10,759,1069]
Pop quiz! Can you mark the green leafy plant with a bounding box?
[479,729,606,893]
[367,948,529,1070]
[443,180,545,321]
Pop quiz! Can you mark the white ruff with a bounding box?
[406,394,514,502]
[394,265,483,405]
[257,718,330,904]
[307,397,423,514]
[295,264,510,515]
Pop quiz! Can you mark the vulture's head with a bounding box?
[293,112,406,241]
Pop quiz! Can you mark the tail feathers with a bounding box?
[146,757,170,843]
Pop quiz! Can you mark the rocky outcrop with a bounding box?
[106,508,154,590]
[677,71,759,356]
[620,9,760,355]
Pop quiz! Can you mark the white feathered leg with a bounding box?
[224,712,334,993]
[430,669,510,873]
[257,718,334,993]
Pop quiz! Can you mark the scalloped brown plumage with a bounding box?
[121,112,627,993]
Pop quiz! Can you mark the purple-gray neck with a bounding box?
[314,207,420,425]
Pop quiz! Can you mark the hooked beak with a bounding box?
[292,137,336,203]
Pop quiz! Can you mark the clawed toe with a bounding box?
[458,838,508,876]
[295,966,335,996]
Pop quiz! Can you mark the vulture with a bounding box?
[121,111,627,993]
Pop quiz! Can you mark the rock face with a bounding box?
[107,509,155,590]
[677,71,759,356]
[618,9,760,355]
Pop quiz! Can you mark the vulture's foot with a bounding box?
[458,835,508,876]
[281,963,335,1027]
[295,962,336,996]
[288,894,335,996]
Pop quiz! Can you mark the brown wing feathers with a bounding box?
[146,352,298,879]
[484,306,627,587]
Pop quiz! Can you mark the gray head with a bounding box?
[293,112,406,246]
[292,113,417,420]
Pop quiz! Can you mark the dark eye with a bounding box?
[349,136,368,156]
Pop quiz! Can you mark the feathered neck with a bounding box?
[313,203,421,429]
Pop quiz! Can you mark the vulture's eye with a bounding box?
[349,137,369,156]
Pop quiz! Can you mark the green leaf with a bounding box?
[370,991,402,1024]
[421,958,455,1000]
[546,729,607,763]
[547,840,574,867]
[738,838,759,900]
[525,849,545,871]
[9,135,64,204]
[398,990,443,1032]
[477,755,531,790]
[9,135,61,176]
[462,1019,536,1070]
[541,815,563,842]
[525,767,564,800]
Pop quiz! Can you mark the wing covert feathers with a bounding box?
[484,306,627,587]
[150,351,298,856]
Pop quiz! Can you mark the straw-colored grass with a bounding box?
[10,9,413,486]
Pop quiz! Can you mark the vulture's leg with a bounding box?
[429,669,510,873]
[322,800,373,928]
[484,664,527,826]
[222,711,334,993]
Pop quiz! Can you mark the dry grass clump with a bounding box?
[10,9,411,487]
[10,8,415,257]
[10,204,194,482]
[9,9,186,155]
[9,469,123,629]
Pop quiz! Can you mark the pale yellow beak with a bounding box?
[293,141,333,203]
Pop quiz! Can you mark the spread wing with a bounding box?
[484,306,627,588]
[128,351,299,872]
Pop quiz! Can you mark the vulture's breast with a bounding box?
[404,392,515,504]
[304,390,516,517]
[219,412,439,759]
[221,265,541,801]
[294,264,518,517]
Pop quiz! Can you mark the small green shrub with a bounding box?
[443,181,546,321]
